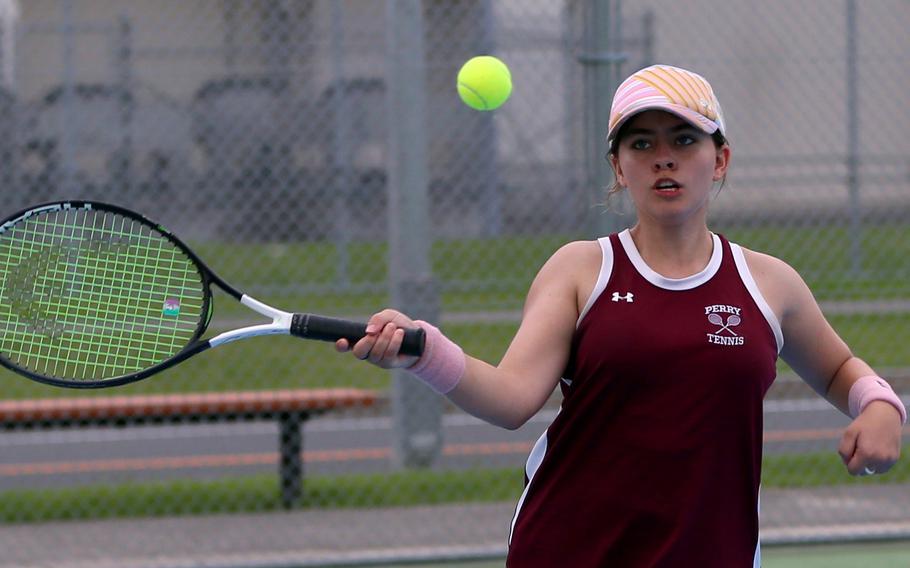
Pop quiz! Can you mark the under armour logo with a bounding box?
[612,291,634,303]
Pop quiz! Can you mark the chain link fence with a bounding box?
[0,0,908,565]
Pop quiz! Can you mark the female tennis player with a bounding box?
[337,64,905,567]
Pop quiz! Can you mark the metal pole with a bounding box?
[579,0,627,238]
[223,0,239,72]
[60,0,76,196]
[329,1,351,289]
[846,0,863,276]
[0,0,18,89]
[641,9,655,67]
[115,16,132,198]
[385,0,443,469]
[278,412,302,508]
[479,0,502,237]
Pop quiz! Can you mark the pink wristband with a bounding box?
[407,320,466,394]
[848,375,907,424]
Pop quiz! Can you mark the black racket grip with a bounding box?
[290,314,425,357]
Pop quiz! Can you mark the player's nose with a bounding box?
[651,142,676,171]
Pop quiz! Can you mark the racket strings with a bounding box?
[0,208,206,381]
[2,215,195,376]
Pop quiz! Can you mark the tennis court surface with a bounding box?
[401,541,910,568]
[337,540,910,567]
[1,484,909,567]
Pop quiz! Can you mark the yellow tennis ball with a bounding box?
[457,56,512,111]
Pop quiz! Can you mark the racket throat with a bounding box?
[207,295,294,348]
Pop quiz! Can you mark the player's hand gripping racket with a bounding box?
[0,201,425,388]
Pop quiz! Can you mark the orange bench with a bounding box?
[0,389,380,507]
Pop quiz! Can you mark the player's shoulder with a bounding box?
[553,239,602,259]
[545,239,603,271]
[735,245,812,305]
[533,239,602,286]
[736,245,801,281]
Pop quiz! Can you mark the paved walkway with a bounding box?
[1,484,909,568]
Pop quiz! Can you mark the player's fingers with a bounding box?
[367,309,417,332]
[367,309,402,331]
[846,454,891,476]
[850,443,899,476]
[838,427,859,465]
[351,334,378,361]
[845,453,868,476]
[365,312,389,335]
[367,322,398,364]
[389,311,417,329]
[359,311,420,366]
[864,461,891,476]
[386,327,408,359]
[387,328,422,368]
[335,338,350,353]
[843,433,893,476]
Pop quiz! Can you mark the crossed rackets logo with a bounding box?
[707,313,741,336]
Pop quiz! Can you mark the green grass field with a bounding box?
[721,224,910,301]
[0,444,907,523]
[189,223,910,310]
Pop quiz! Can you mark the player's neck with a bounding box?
[627,222,714,279]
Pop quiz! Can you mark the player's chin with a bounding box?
[646,195,710,218]
[644,204,698,223]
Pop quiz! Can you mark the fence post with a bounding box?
[114,15,132,198]
[845,0,863,276]
[59,0,76,196]
[578,0,628,238]
[385,0,444,469]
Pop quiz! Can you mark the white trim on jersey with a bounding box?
[577,236,614,328]
[618,229,723,290]
[509,418,553,544]
[730,243,785,353]
[753,488,762,567]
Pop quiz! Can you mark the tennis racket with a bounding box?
[0,200,425,389]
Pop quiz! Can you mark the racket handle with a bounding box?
[290,314,426,357]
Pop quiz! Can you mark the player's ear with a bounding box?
[609,152,626,187]
[713,144,731,181]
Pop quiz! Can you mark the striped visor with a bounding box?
[607,64,726,147]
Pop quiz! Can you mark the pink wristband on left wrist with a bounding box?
[848,375,907,424]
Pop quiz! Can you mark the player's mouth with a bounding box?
[652,178,682,195]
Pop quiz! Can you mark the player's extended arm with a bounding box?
[446,244,584,429]
[343,242,590,430]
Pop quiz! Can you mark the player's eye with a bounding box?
[676,134,697,146]
[629,138,651,150]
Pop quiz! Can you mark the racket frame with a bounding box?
[0,200,423,389]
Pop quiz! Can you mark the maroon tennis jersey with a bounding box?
[507,230,782,567]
